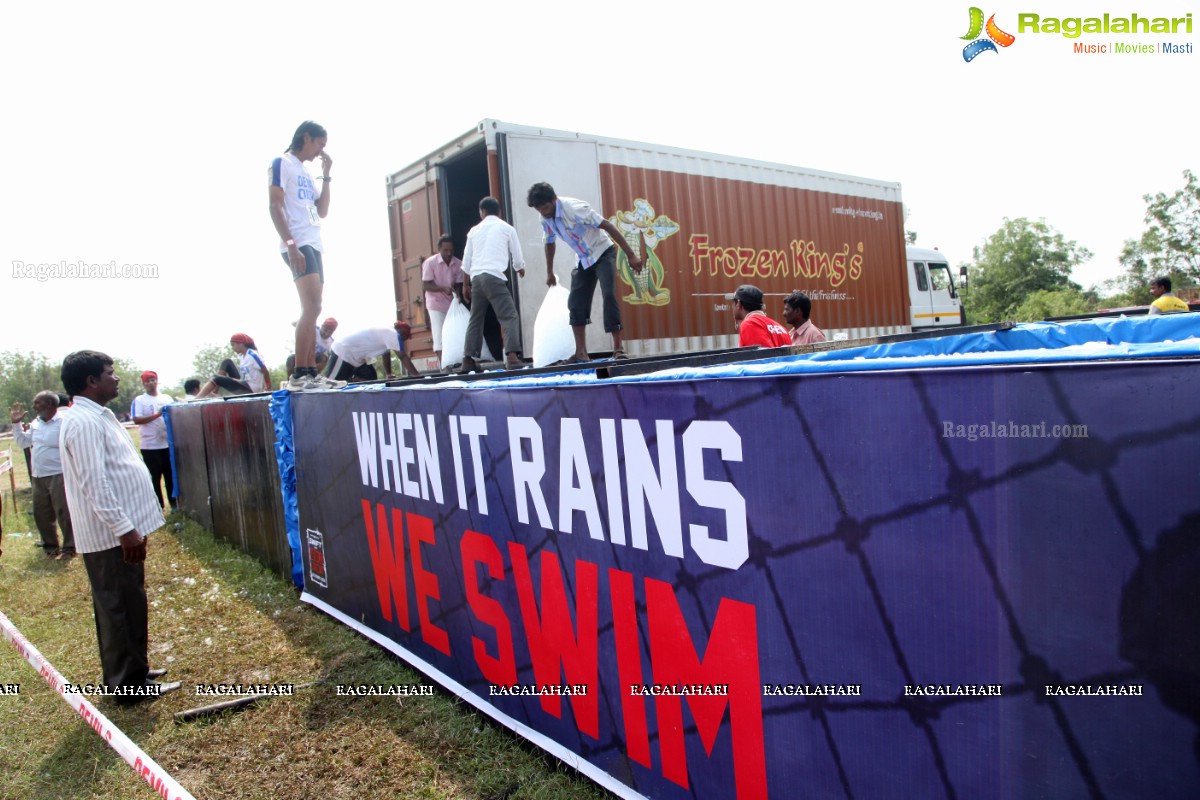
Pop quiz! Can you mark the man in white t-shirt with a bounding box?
[269,120,345,391]
[130,371,175,511]
[461,196,526,373]
[324,323,419,382]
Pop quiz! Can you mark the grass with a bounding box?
[0,442,615,800]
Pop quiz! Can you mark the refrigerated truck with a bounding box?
[385,120,962,361]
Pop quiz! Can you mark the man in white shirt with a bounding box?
[10,391,75,558]
[131,371,175,511]
[324,323,420,382]
[59,350,179,703]
[460,197,526,372]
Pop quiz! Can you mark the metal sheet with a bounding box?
[200,400,291,582]
[168,403,212,530]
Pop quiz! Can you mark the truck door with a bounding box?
[501,134,603,354]
[909,259,961,328]
[925,261,962,327]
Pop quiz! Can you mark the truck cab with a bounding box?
[907,246,963,328]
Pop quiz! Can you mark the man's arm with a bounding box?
[315,151,332,218]
[508,224,526,279]
[131,398,160,426]
[10,419,32,449]
[544,242,557,287]
[599,219,643,272]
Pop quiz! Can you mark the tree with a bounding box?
[1142,169,1200,281]
[0,351,61,431]
[963,217,1092,324]
[1107,170,1200,303]
[192,343,231,384]
[1012,287,1099,322]
[0,350,143,426]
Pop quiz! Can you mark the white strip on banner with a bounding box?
[0,608,196,800]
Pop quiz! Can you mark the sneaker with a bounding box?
[302,374,347,391]
[286,374,311,391]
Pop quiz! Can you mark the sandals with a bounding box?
[611,349,629,360]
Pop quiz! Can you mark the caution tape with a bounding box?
[0,608,196,800]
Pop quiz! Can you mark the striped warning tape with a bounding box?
[0,608,196,800]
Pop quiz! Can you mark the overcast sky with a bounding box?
[1,0,1193,387]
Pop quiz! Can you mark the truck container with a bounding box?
[385,120,961,363]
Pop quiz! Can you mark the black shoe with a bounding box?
[459,356,481,374]
[147,668,168,679]
[113,680,181,706]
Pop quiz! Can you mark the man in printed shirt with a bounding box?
[59,351,178,703]
[527,182,643,362]
[10,392,75,558]
[727,285,792,347]
[131,370,175,510]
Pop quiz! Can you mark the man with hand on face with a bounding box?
[59,350,179,704]
[10,392,76,559]
[131,371,175,511]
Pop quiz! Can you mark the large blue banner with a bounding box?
[291,360,1200,799]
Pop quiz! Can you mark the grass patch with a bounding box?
[0,502,615,800]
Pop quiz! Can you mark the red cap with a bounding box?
[140,371,158,382]
[322,317,338,332]
[394,321,411,338]
[230,333,253,345]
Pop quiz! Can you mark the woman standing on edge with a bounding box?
[269,120,345,391]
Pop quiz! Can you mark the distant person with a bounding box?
[131,371,175,511]
[10,401,34,477]
[727,284,791,347]
[782,291,827,346]
[229,333,271,393]
[183,378,201,402]
[59,350,179,704]
[1149,276,1189,315]
[194,359,253,399]
[423,236,463,364]
[10,391,76,559]
[325,322,419,382]
[461,197,526,372]
[527,182,643,362]
[269,120,344,391]
[316,316,338,371]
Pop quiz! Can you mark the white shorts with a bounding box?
[428,308,448,351]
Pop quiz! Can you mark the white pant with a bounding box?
[428,308,447,351]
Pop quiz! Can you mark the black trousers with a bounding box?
[141,448,175,509]
[82,546,149,692]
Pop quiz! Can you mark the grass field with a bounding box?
[0,432,614,800]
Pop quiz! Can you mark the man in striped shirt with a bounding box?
[59,351,178,702]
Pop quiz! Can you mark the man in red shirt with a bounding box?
[727,285,791,347]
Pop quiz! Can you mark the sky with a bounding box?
[1,0,1194,388]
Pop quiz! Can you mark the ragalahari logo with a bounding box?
[962,7,1016,61]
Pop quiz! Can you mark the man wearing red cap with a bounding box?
[130,371,176,510]
[315,317,338,371]
[323,322,419,382]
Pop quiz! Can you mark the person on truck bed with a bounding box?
[1148,276,1189,315]
[527,182,643,362]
